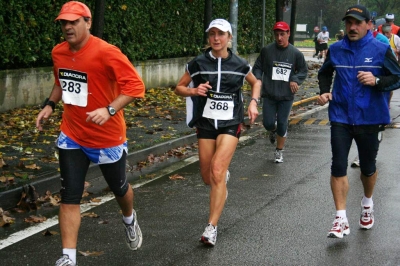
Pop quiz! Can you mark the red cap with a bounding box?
[55,1,91,21]
[273,21,290,31]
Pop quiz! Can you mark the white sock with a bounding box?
[123,213,134,225]
[336,210,347,220]
[362,196,373,206]
[62,248,76,264]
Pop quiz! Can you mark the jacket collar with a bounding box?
[205,47,233,61]
[342,30,373,50]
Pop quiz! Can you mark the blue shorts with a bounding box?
[330,122,381,177]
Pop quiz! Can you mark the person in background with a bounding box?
[175,18,260,246]
[378,13,400,37]
[317,26,330,61]
[251,21,308,163]
[336,30,345,41]
[36,2,145,265]
[313,28,322,58]
[317,4,400,239]
[382,23,400,61]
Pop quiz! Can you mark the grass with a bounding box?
[295,39,336,48]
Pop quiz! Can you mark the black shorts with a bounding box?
[320,43,328,50]
[196,124,241,140]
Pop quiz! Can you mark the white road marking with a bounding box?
[0,104,325,250]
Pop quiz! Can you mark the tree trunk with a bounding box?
[289,0,297,45]
[275,0,284,22]
[203,0,212,45]
[92,0,106,39]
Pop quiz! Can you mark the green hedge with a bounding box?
[0,0,275,70]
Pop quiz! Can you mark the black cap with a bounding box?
[342,5,371,21]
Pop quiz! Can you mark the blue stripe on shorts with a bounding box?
[56,131,128,164]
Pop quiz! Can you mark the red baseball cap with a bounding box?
[273,21,290,31]
[55,1,91,21]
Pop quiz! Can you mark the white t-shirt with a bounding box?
[317,31,330,44]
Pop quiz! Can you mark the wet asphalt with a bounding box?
[1,86,400,265]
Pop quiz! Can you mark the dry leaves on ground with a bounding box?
[169,174,185,180]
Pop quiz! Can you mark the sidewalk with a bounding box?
[0,56,322,210]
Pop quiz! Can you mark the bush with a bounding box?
[0,0,275,69]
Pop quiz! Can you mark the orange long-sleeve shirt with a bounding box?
[52,35,145,148]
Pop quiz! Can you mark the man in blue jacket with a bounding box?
[317,4,400,239]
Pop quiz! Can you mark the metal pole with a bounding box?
[229,0,238,54]
[320,9,322,29]
[262,0,265,48]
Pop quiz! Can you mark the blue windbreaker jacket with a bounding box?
[318,31,400,125]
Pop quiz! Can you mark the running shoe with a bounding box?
[123,209,143,250]
[55,255,76,266]
[225,170,230,199]
[378,131,383,143]
[274,149,283,163]
[359,202,374,229]
[351,158,360,168]
[200,223,217,246]
[269,130,277,144]
[327,216,350,238]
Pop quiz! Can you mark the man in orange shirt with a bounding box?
[36,2,145,265]
[378,13,400,36]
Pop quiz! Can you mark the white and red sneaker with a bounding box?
[359,203,374,229]
[327,216,350,238]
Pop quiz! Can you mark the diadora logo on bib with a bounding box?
[364,58,373,63]
[59,69,87,82]
[209,93,233,100]
[273,62,292,69]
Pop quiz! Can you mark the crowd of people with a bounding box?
[34,1,400,265]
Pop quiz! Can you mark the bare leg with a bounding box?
[330,175,349,210]
[59,204,81,248]
[115,184,134,217]
[276,135,286,150]
[360,171,377,198]
[208,135,238,225]
[198,139,216,185]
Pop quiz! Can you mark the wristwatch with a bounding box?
[375,77,380,85]
[250,98,260,105]
[41,98,56,112]
[107,106,116,116]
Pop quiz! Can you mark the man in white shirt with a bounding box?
[317,26,330,61]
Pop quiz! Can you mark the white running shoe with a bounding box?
[225,170,230,184]
[55,255,76,266]
[351,158,360,167]
[123,209,143,250]
[274,149,283,163]
[200,223,217,246]
[359,202,374,229]
[327,216,350,239]
[225,170,230,199]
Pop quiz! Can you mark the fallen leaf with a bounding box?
[81,212,99,218]
[78,250,105,257]
[169,174,185,180]
[0,208,15,227]
[24,215,47,223]
[90,198,101,203]
[42,229,59,236]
